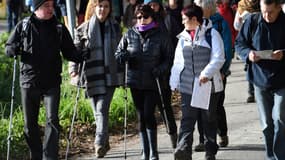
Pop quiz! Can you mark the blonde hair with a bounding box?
[84,0,112,22]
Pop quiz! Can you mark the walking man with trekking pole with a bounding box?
[5,0,88,159]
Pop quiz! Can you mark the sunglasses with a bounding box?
[136,15,150,20]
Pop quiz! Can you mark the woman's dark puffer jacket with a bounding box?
[115,26,174,90]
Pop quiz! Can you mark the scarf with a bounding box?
[136,21,158,32]
[84,15,123,96]
[238,0,260,14]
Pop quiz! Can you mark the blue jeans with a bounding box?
[254,85,285,160]
[6,4,19,32]
[90,87,115,146]
[21,87,60,160]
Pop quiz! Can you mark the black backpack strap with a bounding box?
[216,19,223,35]
[204,18,210,26]
[56,23,63,46]
[203,18,212,47]
[21,17,30,41]
[250,13,260,39]
[205,28,212,48]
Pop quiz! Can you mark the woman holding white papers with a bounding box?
[169,4,225,160]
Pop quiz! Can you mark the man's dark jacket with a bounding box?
[5,14,83,89]
[235,12,285,90]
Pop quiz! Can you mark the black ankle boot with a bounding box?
[170,133,178,149]
[139,131,149,160]
[147,129,159,160]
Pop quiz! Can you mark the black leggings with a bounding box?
[131,88,159,131]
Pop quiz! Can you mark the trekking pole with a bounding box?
[123,61,128,159]
[7,56,17,160]
[65,61,86,160]
[155,77,170,133]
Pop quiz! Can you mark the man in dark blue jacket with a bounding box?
[235,0,285,159]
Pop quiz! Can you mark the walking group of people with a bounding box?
[4,0,285,160]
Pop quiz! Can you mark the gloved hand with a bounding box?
[6,42,23,58]
[118,51,130,64]
[14,42,23,56]
[152,67,162,78]
[81,48,90,60]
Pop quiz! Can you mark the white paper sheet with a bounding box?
[255,50,273,60]
[190,77,212,110]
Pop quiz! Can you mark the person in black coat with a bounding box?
[115,4,173,160]
[5,0,87,159]
[144,0,183,149]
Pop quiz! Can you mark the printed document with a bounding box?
[255,50,273,60]
[191,77,212,110]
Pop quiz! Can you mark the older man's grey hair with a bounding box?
[194,0,217,13]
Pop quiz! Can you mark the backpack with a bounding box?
[204,18,223,48]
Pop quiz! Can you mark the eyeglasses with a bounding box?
[136,15,150,20]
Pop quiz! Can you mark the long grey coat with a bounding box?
[69,15,124,96]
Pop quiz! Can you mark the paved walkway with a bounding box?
[71,60,266,160]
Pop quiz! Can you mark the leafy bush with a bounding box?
[0,106,29,160]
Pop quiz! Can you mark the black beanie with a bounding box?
[33,0,47,11]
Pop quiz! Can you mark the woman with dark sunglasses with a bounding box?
[115,4,174,160]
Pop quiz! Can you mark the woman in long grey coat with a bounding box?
[69,0,123,158]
